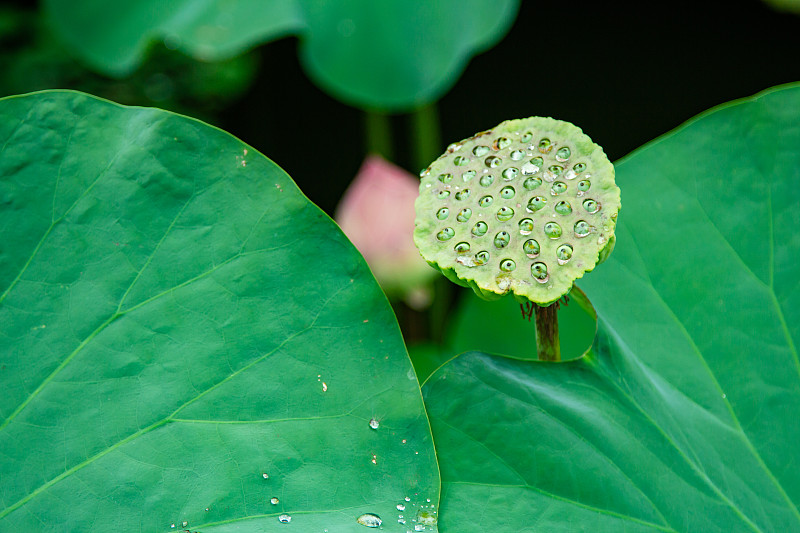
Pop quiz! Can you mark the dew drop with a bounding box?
[472,222,488,237]
[493,137,511,150]
[523,177,542,190]
[474,250,490,265]
[575,220,592,237]
[472,145,490,157]
[405,497,411,502]
[518,218,534,235]
[454,188,471,201]
[369,418,380,430]
[510,149,525,161]
[415,526,425,532]
[527,196,546,212]
[583,199,600,213]
[454,242,470,253]
[437,190,450,199]
[436,228,455,241]
[278,514,291,523]
[500,186,516,199]
[436,207,449,220]
[494,231,511,248]
[182,522,188,527]
[397,504,406,511]
[456,208,472,222]
[531,262,549,281]
[577,179,591,192]
[500,258,516,272]
[523,239,540,258]
[496,206,514,221]
[521,132,533,143]
[479,174,495,187]
[556,147,571,162]
[485,155,502,168]
[554,200,572,215]
[573,162,586,174]
[438,173,452,184]
[271,497,280,505]
[544,222,563,239]
[453,155,470,166]
[501,167,519,181]
[479,195,493,208]
[262,473,269,479]
[538,138,552,153]
[551,181,567,195]
[357,513,382,528]
[557,244,574,264]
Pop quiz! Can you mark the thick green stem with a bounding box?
[410,103,442,173]
[364,110,393,160]
[535,303,560,361]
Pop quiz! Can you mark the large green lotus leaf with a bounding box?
[0,91,439,531]
[423,83,800,531]
[43,0,519,111]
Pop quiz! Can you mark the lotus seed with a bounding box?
[548,165,564,177]
[456,208,472,222]
[462,170,476,181]
[455,189,471,201]
[521,132,533,143]
[479,174,495,187]
[523,239,540,257]
[493,137,511,150]
[494,231,510,248]
[479,195,493,208]
[436,207,449,220]
[472,221,488,236]
[472,145,490,156]
[554,200,572,215]
[453,155,470,166]
[454,242,470,253]
[437,227,455,241]
[500,258,516,272]
[437,190,450,199]
[501,167,519,180]
[500,186,515,199]
[518,218,534,235]
[523,177,542,190]
[574,220,591,237]
[556,147,571,161]
[475,250,490,265]
[578,179,591,191]
[531,262,549,281]
[573,162,586,173]
[510,149,525,160]
[530,156,544,168]
[583,199,600,213]
[496,206,515,221]
[551,181,567,195]
[485,155,502,168]
[438,173,452,183]
[557,244,574,264]
[544,222,562,239]
[538,138,552,153]
[527,196,546,211]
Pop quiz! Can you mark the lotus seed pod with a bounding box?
[414,117,620,305]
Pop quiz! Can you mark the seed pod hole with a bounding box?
[456,208,472,222]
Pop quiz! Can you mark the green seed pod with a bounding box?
[414,116,620,305]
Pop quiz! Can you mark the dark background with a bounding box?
[221,0,800,214]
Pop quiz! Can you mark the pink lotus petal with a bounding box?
[336,155,435,295]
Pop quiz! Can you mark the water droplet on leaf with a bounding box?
[271,497,280,505]
[369,418,380,430]
[357,513,382,528]
[278,514,291,523]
